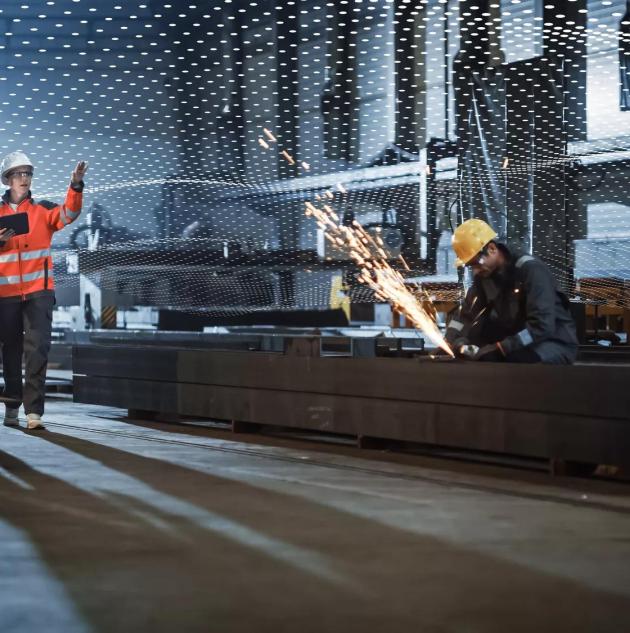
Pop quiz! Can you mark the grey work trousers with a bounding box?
[0,294,54,416]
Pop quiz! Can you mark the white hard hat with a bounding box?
[1,151,34,186]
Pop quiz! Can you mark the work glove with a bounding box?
[450,337,471,358]
[457,344,479,359]
[458,343,503,361]
[473,343,503,362]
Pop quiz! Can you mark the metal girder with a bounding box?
[74,345,630,419]
[73,344,630,467]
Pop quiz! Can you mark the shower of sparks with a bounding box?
[305,201,454,356]
[281,150,296,165]
[260,126,453,357]
[263,128,278,143]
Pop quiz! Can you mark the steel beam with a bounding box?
[73,344,630,468]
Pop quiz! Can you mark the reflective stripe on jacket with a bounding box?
[0,184,83,300]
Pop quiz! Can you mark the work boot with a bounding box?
[3,407,19,427]
[26,413,45,430]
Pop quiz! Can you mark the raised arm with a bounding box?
[45,161,88,231]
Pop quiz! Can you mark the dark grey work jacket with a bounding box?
[445,250,579,364]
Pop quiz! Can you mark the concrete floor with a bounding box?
[0,397,629,633]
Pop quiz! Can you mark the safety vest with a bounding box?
[0,185,83,300]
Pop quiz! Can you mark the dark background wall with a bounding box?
[0,0,628,275]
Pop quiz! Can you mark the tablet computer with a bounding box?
[0,213,29,236]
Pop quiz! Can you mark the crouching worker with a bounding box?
[0,151,87,428]
[445,219,578,364]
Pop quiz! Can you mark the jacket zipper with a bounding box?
[10,201,27,299]
[17,248,25,299]
[12,204,26,299]
[44,259,49,290]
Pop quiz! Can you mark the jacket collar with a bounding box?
[2,189,32,206]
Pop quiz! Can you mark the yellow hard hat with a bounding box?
[451,218,498,267]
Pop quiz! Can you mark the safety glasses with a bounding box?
[466,250,487,267]
[10,171,34,179]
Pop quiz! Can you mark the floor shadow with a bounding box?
[117,415,630,502]
[2,429,627,632]
[0,448,378,633]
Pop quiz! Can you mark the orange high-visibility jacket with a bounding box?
[0,184,83,301]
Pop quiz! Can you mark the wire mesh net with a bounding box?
[1,0,629,324]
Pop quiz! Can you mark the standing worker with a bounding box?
[0,151,87,429]
[445,219,578,364]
